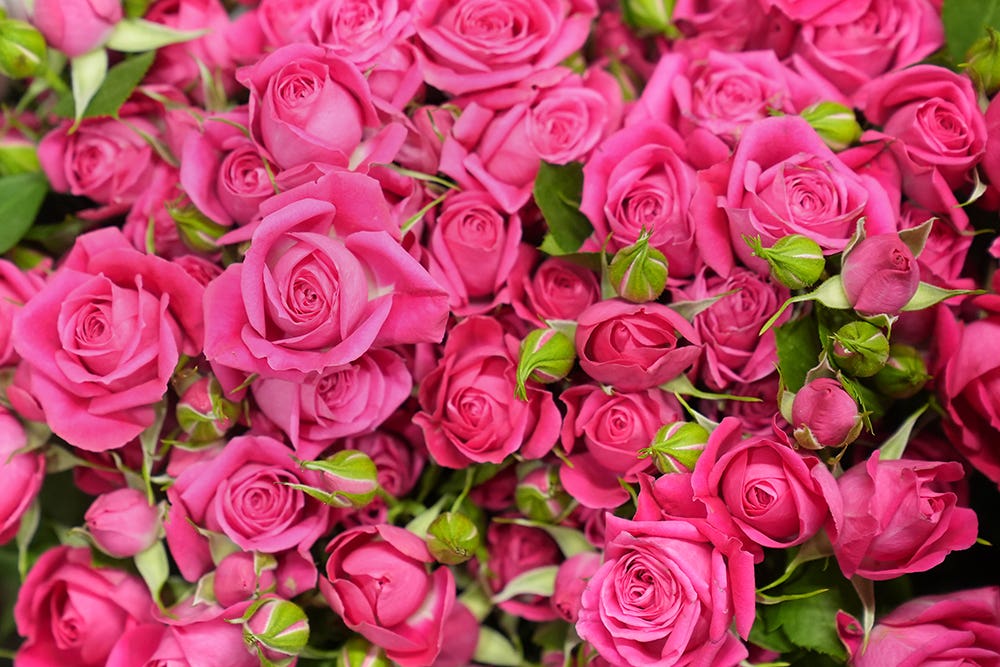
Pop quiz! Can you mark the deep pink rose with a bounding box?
[760,0,869,24]
[31,0,121,56]
[84,487,161,558]
[509,246,601,327]
[833,451,978,580]
[15,546,154,667]
[0,259,45,368]
[321,524,455,667]
[723,115,897,269]
[412,0,597,95]
[414,316,562,468]
[574,299,701,391]
[203,170,449,383]
[838,587,1000,667]
[164,434,332,581]
[576,515,753,667]
[211,550,318,607]
[842,233,921,316]
[791,377,862,448]
[552,552,602,623]
[485,521,562,621]
[0,407,43,545]
[983,92,1000,190]
[691,417,841,549]
[237,43,380,170]
[11,228,204,452]
[672,0,794,58]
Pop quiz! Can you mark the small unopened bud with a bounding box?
[800,101,862,151]
[608,232,669,303]
[0,18,46,79]
[515,328,575,399]
[621,0,676,34]
[638,421,709,473]
[515,465,570,522]
[293,450,379,509]
[966,27,1000,95]
[242,597,310,667]
[745,234,825,289]
[872,344,930,399]
[84,488,160,558]
[176,375,239,443]
[831,321,889,377]
[340,637,390,667]
[426,511,481,565]
[842,233,920,316]
[170,203,230,253]
[791,378,863,449]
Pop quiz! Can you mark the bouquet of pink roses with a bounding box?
[0,0,999,665]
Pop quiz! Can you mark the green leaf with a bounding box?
[495,518,595,558]
[15,500,40,580]
[775,316,822,392]
[670,289,739,322]
[942,0,1000,62]
[534,161,593,254]
[661,374,762,402]
[473,627,522,666]
[405,496,448,538]
[56,50,156,119]
[70,48,108,125]
[901,282,983,311]
[878,403,930,461]
[134,540,169,607]
[492,565,558,604]
[0,171,48,253]
[106,18,206,52]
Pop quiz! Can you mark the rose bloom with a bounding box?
[484,522,562,622]
[576,515,753,667]
[15,546,154,667]
[509,246,601,327]
[0,258,45,368]
[321,524,455,667]
[10,228,204,452]
[0,406,44,545]
[31,0,121,57]
[203,170,449,385]
[833,451,978,580]
[672,0,795,59]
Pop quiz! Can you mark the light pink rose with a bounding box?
[203,170,449,384]
[0,407,43,545]
[321,524,456,667]
[509,246,601,327]
[576,515,754,667]
[11,228,204,452]
[15,546,154,667]
[414,316,562,468]
[85,488,161,558]
[574,299,702,391]
[31,0,121,57]
[842,233,921,316]
[164,434,332,581]
[412,0,597,95]
[833,451,978,580]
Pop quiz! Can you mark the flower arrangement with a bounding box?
[0,0,999,665]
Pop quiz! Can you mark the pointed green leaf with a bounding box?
[878,403,930,461]
[0,171,48,252]
[71,48,108,125]
[661,374,762,402]
[534,161,593,255]
[473,627,522,666]
[898,218,934,258]
[16,500,40,580]
[134,540,169,607]
[670,289,740,322]
[491,565,559,604]
[106,18,206,52]
[901,282,983,311]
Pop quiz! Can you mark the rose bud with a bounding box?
[831,321,890,377]
[621,0,673,33]
[213,551,278,608]
[872,344,930,399]
[551,552,601,623]
[966,27,1000,94]
[340,637,390,667]
[516,464,571,523]
[792,378,863,449]
[175,375,238,444]
[638,421,709,474]
[31,0,122,58]
[298,450,379,509]
[242,596,310,667]
[608,231,669,303]
[745,234,825,290]
[841,233,920,316]
[515,327,576,400]
[84,487,161,558]
[800,102,863,152]
[426,511,481,565]
[0,16,45,79]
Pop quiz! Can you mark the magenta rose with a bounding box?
[576,515,754,667]
[791,377,862,449]
[509,246,601,327]
[11,228,204,452]
[551,552,602,623]
[691,417,841,549]
[0,407,44,545]
[414,316,562,468]
[485,521,562,622]
[15,546,154,667]
[321,524,455,667]
[672,0,792,59]
[574,299,701,391]
[31,0,121,57]
[412,0,597,95]
[842,233,921,316]
[85,487,161,559]
[759,0,869,24]
[833,451,978,580]
[203,170,449,384]
[164,434,332,581]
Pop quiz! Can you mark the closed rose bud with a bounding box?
[831,321,890,377]
[966,27,1000,94]
[515,464,570,522]
[551,551,601,623]
[621,0,675,34]
[608,232,669,303]
[0,17,45,79]
[515,327,576,399]
[745,234,825,290]
[792,378,863,449]
[340,637,390,667]
[800,102,863,151]
[175,375,238,443]
[426,511,481,565]
[298,450,379,509]
[872,344,930,399]
[84,487,160,558]
[214,551,278,607]
[842,234,920,316]
[638,421,709,473]
[243,596,310,666]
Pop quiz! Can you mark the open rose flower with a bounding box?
[0,406,44,545]
[509,247,601,327]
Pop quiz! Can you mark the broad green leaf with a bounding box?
[135,540,169,607]
[775,315,822,392]
[534,161,593,255]
[473,627,522,666]
[942,0,1000,62]
[106,18,206,52]
[0,172,48,253]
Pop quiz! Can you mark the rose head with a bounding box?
[84,488,161,559]
[31,0,121,57]
[0,406,43,545]
[509,248,601,327]
[841,233,920,316]
[485,521,562,621]
[791,377,863,449]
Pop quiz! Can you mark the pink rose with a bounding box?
[574,299,702,391]
[842,233,921,316]
[509,246,601,327]
[11,228,204,452]
[203,170,449,384]
[307,0,415,68]
[576,515,753,667]
[31,0,121,56]
[0,258,45,368]
[691,417,841,549]
[760,0,869,24]
[0,407,43,545]
[85,488,161,558]
[320,524,456,667]
[791,377,862,448]
[164,434,332,581]
[15,546,154,667]
[672,0,794,58]
[412,0,597,95]
[484,521,562,621]
[414,316,562,467]
[552,552,602,623]
[833,451,978,580]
